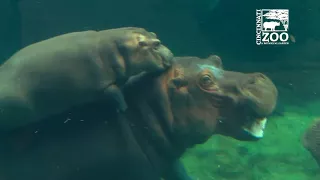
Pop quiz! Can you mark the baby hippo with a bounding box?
[0,27,173,132]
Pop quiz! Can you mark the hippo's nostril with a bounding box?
[255,73,267,80]
[246,73,267,85]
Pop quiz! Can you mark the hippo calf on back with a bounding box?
[0,27,173,132]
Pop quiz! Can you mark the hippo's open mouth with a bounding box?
[216,115,269,141]
[211,85,273,141]
[242,117,267,138]
[214,94,270,141]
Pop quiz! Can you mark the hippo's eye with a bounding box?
[200,75,213,86]
[151,39,161,49]
[138,41,148,47]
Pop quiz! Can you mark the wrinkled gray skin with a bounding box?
[0,55,278,180]
[0,27,173,132]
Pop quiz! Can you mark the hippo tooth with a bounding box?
[243,118,267,138]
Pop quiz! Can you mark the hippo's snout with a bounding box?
[157,45,174,68]
[213,69,278,140]
[237,72,278,117]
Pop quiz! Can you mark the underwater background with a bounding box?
[1,0,320,179]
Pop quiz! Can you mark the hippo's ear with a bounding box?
[207,55,223,69]
[150,32,157,38]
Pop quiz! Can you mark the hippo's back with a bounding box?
[0,30,108,131]
[2,30,100,69]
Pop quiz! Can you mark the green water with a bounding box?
[183,101,320,180]
[1,0,320,179]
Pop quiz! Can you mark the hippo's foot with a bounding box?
[104,84,128,113]
[115,95,128,113]
[163,160,194,180]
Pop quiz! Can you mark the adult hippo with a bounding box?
[302,118,320,167]
[0,55,278,180]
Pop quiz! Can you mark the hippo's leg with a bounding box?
[0,96,34,132]
[103,84,128,112]
[163,159,194,180]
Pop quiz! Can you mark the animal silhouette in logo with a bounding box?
[263,21,280,31]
